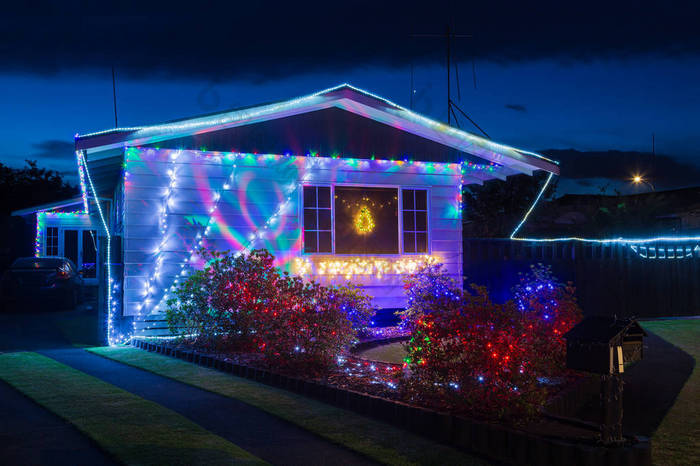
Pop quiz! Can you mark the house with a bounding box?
[31,84,559,343]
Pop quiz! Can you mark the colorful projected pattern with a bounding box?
[118,147,462,341]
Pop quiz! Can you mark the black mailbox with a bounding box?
[563,316,646,375]
[564,316,647,444]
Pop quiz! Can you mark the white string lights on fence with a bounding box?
[510,172,700,259]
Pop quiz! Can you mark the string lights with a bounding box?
[294,255,440,280]
[353,205,375,234]
[510,172,700,259]
[76,83,557,175]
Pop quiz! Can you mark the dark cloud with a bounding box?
[505,104,527,113]
[541,149,700,190]
[31,140,74,160]
[2,1,700,80]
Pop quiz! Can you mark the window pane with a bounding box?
[82,230,98,278]
[317,186,331,208]
[303,231,318,253]
[303,186,316,208]
[318,209,332,230]
[415,190,427,210]
[47,227,58,256]
[415,211,427,231]
[403,211,415,231]
[318,232,333,253]
[303,208,317,230]
[403,232,416,253]
[64,230,78,264]
[402,189,414,209]
[416,233,427,252]
[335,186,398,254]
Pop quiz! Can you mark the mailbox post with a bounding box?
[563,316,646,444]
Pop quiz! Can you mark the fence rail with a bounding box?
[463,239,700,318]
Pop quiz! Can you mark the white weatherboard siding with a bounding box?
[124,148,462,332]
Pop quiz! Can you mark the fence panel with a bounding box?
[463,239,699,318]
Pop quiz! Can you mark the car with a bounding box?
[0,257,84,311]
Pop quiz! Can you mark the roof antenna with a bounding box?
[111,65,118,128]
[411,25,470,125]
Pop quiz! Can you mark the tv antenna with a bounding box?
[411,24,489,138]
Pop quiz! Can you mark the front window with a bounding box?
[303,184,428,255]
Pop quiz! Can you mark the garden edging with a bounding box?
[131,339,651,466]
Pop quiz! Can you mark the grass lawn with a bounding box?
[358,342,407,364]
[90,346,486,466]
[641,319,699,466]
[0,352,265,466]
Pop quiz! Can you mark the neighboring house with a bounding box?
[24,84,559,341]
[523,187,700,237]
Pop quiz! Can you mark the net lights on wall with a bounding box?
[510,172,700,259]
[294,255,441,280]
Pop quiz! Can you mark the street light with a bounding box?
[631,174,655,191]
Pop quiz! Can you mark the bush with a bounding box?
[165,248,370,372]
[165,269,220,344]
[397,263,461,331]
[512,264,583,376]
[402,263,582,421]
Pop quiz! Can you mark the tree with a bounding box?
[0,160,77,215]
[463,172,557,238]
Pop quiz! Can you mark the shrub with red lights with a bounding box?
[512,263,583,376]
[402,264,582,421]
[166,248,372,372]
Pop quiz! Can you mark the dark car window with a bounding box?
[11,258,67,269]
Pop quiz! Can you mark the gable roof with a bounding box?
[75,84,559,182]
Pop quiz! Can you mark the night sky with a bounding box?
[2,2,699,195]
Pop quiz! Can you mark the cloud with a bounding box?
[2,2,700,80]
[31,140,74,160]
[540,149,700,190]
[505,104,527,113]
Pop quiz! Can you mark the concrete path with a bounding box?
[0,379,116,466]
[42,348,375,466]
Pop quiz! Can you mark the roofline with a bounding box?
[75,83,559,175]
[12,197,86,216]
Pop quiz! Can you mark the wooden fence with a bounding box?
[463,239,700,318]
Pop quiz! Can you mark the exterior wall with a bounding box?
[123,147,462,322]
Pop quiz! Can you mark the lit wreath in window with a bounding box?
[353,205,375,234]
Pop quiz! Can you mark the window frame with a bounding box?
[301,184,334,254]
[300,183,430,256]
[400,187,430,254]
[45,226,59,256]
